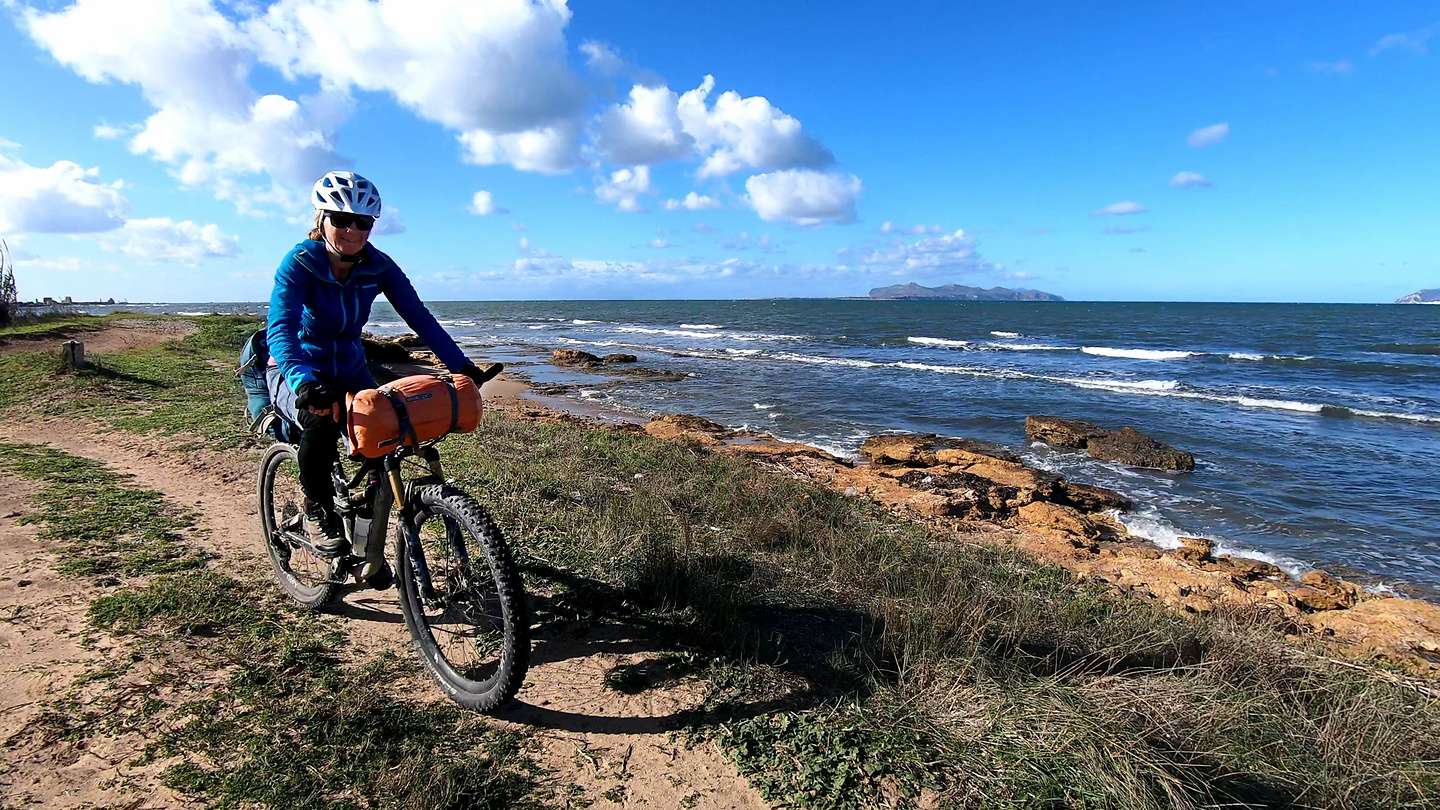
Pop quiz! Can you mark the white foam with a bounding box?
[908,336,971,348]
[1346,408,1440,423]
[572,319,602,325]
[1082,346,1198,360]
[989,343,1076,351]
[771,352,884,368]
[753,403,776,410]
[725,348,762,356]
[1062,378,1179,393]
[1228,353,1266,361]
[618,326,733,340]
[1116,509,1307,578]
[527,325,546,330]
[1235,397,1323,413]
[991,331,1022,338]
[680,323,723,329]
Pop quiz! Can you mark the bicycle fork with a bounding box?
[385,454,441,604]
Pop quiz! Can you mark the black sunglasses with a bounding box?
[328,212,375,231]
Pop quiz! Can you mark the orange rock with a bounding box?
[643,414,729,446]
[1293,587,1350,612]
[1216,554,1283,580]
[1171,536,1214,564]
[1016,501,1104,540]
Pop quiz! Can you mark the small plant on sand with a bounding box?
[0,239,16,328]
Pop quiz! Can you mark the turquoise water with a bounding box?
[111,300,1440,595]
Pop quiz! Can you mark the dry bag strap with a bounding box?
[439,374,460,435]
[379,386,421,449]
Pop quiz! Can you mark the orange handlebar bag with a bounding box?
[346,373,482,458]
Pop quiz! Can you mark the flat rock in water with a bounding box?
[1058,481,1133,512]
[1025,415,1109,449]
[602,353,638,363]
[643,413,731,446]
[552,348,603,366]
[861,433,1020,467]
[1087,427,1195,471]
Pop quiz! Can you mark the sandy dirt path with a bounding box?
[0,414,767,809]
[0,318,198,357]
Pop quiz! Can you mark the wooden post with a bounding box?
[62,340,85,369]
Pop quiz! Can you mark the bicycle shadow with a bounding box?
[494,560,877,735]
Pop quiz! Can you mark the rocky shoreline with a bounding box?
[622,413,1440,673]
[369,332,1440,674]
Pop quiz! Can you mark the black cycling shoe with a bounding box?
[303,501,347,558]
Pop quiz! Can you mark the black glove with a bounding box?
[458,362,503,386]
[295,381,336,412]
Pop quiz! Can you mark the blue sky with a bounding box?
[0,0,1436,303]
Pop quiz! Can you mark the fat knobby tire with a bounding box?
[398,484,529,713]
[257,442,336,609]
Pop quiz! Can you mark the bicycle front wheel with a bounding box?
[396,484,529,712]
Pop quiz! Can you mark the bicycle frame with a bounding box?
[331,441,450,602]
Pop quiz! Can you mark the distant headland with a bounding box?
[1396,289,1440,304]
[868,283,1064,301]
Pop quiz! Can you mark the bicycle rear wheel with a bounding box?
[257,442,337,609]
[396,484,528,712]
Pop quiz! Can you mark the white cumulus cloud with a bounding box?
[592,74,835,181]
[745,170,860,226]
[680,76,833,178]
[663,192,721,211]
[594,166,654,213]
[845,229,991,277]
[1090,200,1146,217]
[25,0,347,212]
[468,190,508,216]
[0,152,129,234]
[594,84,695,165]
[1168,171,1212,188]
[102,217,240,264]
[579,40,626,76]
[1187,122,1230,148]
[251,0,586,170]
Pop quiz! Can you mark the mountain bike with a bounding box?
[252,370,528,713]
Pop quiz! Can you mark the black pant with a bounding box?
[296,409,342,512]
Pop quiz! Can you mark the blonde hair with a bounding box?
[307,211,324,241]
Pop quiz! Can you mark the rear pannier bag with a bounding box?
[346,373,482,458]
[237,330,272,423]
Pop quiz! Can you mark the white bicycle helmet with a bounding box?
[312,171,382,217]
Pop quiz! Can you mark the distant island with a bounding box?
[1396,289,1440,304]
[868,283,1064,301]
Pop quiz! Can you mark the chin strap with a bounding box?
[322,233,365,265]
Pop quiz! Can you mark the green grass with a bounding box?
[0,441,208,577]
[0,313,257,448]
[436,413,1440,810]
[0,398,542,808]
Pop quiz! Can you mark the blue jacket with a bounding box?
[267,240,469,392]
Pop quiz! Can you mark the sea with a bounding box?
[100,300,1440,597]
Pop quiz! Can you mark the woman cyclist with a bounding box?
[267,170,490,562]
